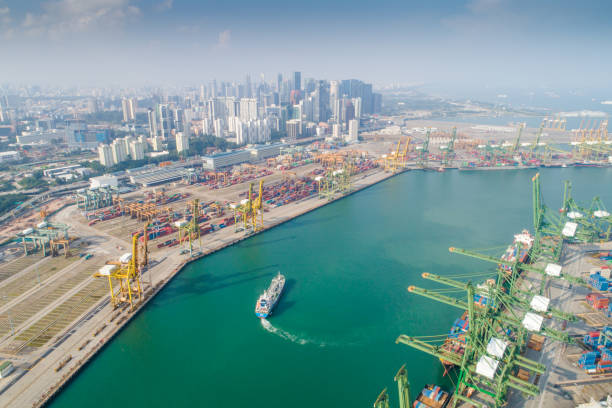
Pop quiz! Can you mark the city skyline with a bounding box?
[0,0,611,90]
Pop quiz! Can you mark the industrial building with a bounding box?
[248,143,285,161]
[89,175,119,189]
[202,150,252,170]
[0,151,21,162]
[129,164,192,186]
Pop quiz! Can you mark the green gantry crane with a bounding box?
[441,127,457,167]
[560,180,600,242]
[398,268,577,408]
[589,197,612,241]
[416,129,431,168]
[531,173,565,262]
[373,364,411,408]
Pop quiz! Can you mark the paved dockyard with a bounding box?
[508,242,612,408]
[0,164,393,408]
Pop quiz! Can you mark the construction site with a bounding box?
[0,120,610,408]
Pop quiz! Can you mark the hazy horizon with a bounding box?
[0,0,611,91]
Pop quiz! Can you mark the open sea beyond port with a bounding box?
[49,167,612,408]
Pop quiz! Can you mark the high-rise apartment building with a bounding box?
[152,136,164,152]
[286,119,300,142]
[239,98,258,122]
[130,140,145,160]
[176,132,189,153]
[111,139,128,163]
[122,98,136,122]
[347,119,359,142]
[98,144,114,167]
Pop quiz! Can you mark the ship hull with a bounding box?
[255,273,285,318]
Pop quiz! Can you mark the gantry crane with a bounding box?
[233,183,259,234]
[316,162,352,200]
[529,124,545,161]
[251,179,265,232]
[590,197,612,241]
[416,129,431,168]
[383,140,402,172]
[441,127,457,167]
[94,232,145,311]
[531,173,564,262]
[510,123,524,160]
[178,199,202,256]
[373,365,411,408]
[398,267,576,408]
[560,180,598,242]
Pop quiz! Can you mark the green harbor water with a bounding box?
[50,168,612,407]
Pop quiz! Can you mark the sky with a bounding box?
[0,0,611,90]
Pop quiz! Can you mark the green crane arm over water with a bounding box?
[396,335,463,365]
[407,286,468,310]
[421,272,577,322]
[408,283,573,344]
[448,247,586,286]
[394,365,410,408]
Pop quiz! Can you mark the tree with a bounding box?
[0,194,28,216]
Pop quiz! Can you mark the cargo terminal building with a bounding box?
[203,143,284,170]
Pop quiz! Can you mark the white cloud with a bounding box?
[19,0,140,39]
[155,0,173,12]
[215,29,231,49]
[0,7,9,15]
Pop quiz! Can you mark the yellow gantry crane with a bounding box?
[383,137,410,172]
[383,140,402,172]
[94,230,146,311]
[251,179,265,232]
[397,137,411,166]
[233,181,264,234]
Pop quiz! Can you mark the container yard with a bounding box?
[0,130,610,408]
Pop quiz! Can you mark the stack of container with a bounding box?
[586,293,609,310]
[599,348,612,372]
[588,272,609,291]
[584,331,602,348]
[473,293,493,308]
[578,351,599,373]
[449,314,469,339]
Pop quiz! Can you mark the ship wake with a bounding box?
[260,319,328,347]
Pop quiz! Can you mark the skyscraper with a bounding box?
[293,71,301,91]
[147,108,158,137]
[157,104,172,139]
